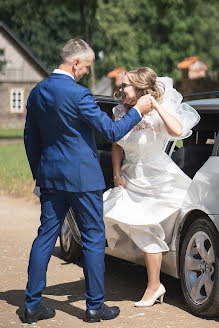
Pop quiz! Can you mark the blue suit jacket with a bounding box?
[24,73,141,192]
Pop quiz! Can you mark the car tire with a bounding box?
[180,217,219,317]
[60,207,82,261]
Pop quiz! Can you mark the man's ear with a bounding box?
[72,58,80,70]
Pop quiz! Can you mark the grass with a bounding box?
[0,128,23,139]
[176,139,183,148]
[0,143,35,197]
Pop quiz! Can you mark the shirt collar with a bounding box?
[53,69,75,80]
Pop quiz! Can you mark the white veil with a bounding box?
[157,77,200,139]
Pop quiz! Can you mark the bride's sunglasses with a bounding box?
[120,82,132,90]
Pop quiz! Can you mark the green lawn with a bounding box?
[0,128,23,139]
[0,143,35,196]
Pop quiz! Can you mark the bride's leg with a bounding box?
[140,252,162,301]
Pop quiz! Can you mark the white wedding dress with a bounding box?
[103,77,200,254]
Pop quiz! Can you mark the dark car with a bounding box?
[60,93,219,317]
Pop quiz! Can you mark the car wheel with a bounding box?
[60,207,82,261]
[180,217,219,317]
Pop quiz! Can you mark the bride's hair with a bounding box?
[126,67,164,103]
[114,67,165,107]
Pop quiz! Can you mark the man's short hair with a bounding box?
[60,39,95,64]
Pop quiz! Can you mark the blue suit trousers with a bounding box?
[25,189,105,310]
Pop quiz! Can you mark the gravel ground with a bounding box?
[0,195,218,328]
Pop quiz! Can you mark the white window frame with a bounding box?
[10,88,24,113]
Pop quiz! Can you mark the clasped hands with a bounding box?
[136,94,159,116]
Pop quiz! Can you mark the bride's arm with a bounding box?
[112,142,126,188]
[150,96,182,137]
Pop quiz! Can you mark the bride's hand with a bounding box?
[113,175,127,188]
[150,95,160,110]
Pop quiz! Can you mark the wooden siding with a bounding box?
[0,25,48,128]
[0,82,37,128]
[0,30,46,82]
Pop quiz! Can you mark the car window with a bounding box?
[168,103,219,178]
[97,101,115,119]
[94,101,115,151]
[171,130,217,178]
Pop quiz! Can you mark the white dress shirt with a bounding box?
[53,69,75,80]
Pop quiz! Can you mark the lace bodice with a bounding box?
[114,105,167,162]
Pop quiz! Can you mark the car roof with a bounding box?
[94,95,118,105]
[94,94,219,114]
[184,98,219,114]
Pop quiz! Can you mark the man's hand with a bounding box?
[136,94,152,115]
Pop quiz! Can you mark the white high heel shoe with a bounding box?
[134,284,166,307]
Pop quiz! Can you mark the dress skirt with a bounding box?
[103,152,191,253]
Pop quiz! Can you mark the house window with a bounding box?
[0,49,6,70]
[10,89,24,113]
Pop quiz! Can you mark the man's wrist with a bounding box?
[133,106,142,118]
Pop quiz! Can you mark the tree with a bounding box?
[0,0,82,72]
[93,0,219,81]
[94,0,141,74]
[0,0,218,84]
[192,1,219,72]
[80,0,98,91]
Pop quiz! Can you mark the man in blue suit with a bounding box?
[23,39,151,323]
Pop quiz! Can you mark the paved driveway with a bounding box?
[0,195,218,328]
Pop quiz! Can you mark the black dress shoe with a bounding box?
[23,306,55,324]
[86,303,120,322]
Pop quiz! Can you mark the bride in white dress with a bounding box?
[103,67,200,307]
